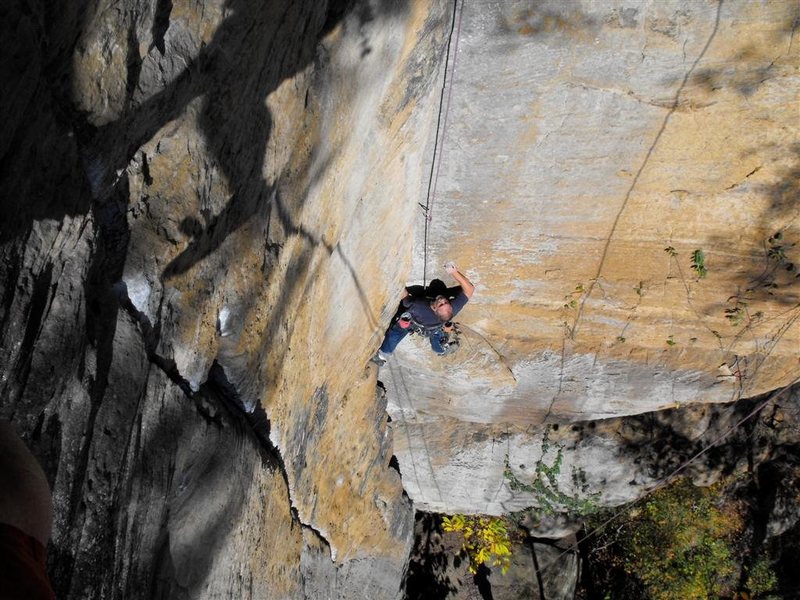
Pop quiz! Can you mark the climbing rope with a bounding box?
[376,10,465,508]
[421,0,464,288]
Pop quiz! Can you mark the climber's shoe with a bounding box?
[440,340,459,356]
[371,350,388,366]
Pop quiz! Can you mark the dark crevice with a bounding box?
[12,262,54,399]
[403,513,457,600]
[529,539,546,600]
[152,0,172,54]
[206,361,270,444]
[299,519,332,556]
[149,353,196,399]
[124,22,142,109]
[473,563,493,599]
[576,527,598,600]
[140,151,153,186]
[113,281,204,402]
[320,0,353,39]
[203,361,334,553]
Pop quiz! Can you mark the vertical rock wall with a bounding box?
[3,0,799,593]
[383,0,800,514]
[1,0,452,596]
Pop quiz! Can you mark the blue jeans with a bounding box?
[380,323,447,355]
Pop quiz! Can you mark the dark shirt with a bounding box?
[402,291,469,330]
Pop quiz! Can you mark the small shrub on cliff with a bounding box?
[504,428,600,520]
[691,249,708,278]
[441,514,512,575]
[588,478,744,600]
[744,552,779,599]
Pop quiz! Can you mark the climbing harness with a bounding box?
[394,310,461,356]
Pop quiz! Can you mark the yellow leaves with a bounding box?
[440,514,514,576]
[490,542,511,556]
[442,514,466,533]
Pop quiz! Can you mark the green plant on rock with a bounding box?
[562,283,584,310]
[719,230,797,331]
[441,514,512,575]
[504,428,600,519]
[560,283,588,339]
[725,297,748,326]
[745,231,798,297]
[767,231,796,272]
[724,295,763,328]
[691,249,707,278]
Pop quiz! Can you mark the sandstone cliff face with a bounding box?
[1,0,453,597]
[1,0,799,597]
[383,0,800,515]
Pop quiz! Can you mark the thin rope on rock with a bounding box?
[422,0,464,288]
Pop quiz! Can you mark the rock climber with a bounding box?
[374,262,475,365]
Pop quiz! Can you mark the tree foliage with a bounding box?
[441,514,512,575]
[590,478,744,600]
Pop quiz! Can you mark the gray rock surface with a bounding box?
[2,0,451,596]
[403,387,800,597]
[391,384,800,517]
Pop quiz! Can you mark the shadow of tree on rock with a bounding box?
[404,513,459,600]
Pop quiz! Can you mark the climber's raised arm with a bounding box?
[445,262,474,298]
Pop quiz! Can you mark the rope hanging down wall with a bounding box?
[421,0,464,288]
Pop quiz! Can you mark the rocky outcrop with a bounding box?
[404,386,800,598]
[1,0,456,596]
[392,382,800,516]
[383,0,800,515]
[2,0,799,597]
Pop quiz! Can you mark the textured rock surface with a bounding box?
[2,0,800,596]
[1,0,455,596]
[391,382,800,516]
[384,0,800,513]
[404,513,579,600]
[404,387,800,598]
